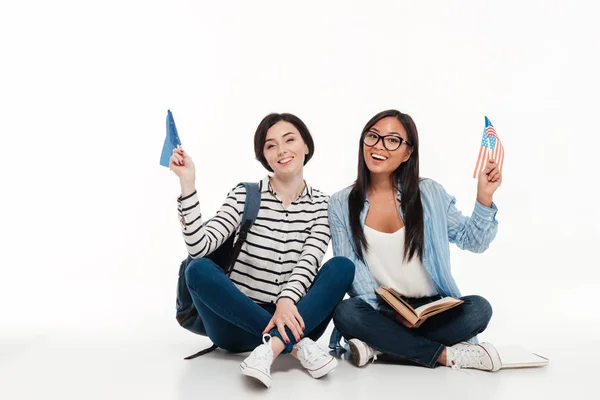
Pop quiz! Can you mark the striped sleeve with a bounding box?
[278,196,331,303]
[177,185,244,259]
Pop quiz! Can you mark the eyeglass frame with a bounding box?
[362,130,413,151]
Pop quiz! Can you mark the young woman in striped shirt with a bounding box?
[329,109,504,372]
[170,113,354,388]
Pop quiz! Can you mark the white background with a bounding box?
[1,0,599,398]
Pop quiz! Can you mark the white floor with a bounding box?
[1,314,596,400]
[2,268,598,400]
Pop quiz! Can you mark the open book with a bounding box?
[375,287,464,328]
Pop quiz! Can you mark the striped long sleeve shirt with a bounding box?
[177,176,331,305]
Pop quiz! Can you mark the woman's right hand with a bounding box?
[170,146,196,195]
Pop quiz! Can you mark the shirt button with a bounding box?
[275,279,279,283]
[285,213,289,217]
[278,257,282,261]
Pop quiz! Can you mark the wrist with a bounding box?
[277,297,294,306]
[180,180,196,197]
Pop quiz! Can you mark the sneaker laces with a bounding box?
[367,345,379,363]
[247,334,273,365]
[451,345,484,370]
[299,340,325,364]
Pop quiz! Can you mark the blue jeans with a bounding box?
[185,256,355,354]
[332,295,492,368]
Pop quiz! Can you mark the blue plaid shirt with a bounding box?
[328,178,499,349]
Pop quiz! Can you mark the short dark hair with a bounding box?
[253,113,315,172]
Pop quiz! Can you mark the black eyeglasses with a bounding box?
[363,131,412,151]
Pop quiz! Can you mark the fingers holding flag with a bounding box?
[485,159,502,184]
[477,158,502,200]
[171,146,183,166]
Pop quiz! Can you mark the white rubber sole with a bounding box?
[348,339,368,367]
[306,356,338,378]
[479,342,502,372]
[240,362,272,388]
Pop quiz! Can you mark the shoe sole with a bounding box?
[479,343,502,372]
[307,357,338,379]
[240,362,272,388]
[348,339,366,367]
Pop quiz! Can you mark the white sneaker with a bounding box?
[348,338,382,367]
[294,338,338,378]
[447,342,501,372]
[240,334,273,388]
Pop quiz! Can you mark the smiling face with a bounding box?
[363,116,413,177]
[263,121,309,176]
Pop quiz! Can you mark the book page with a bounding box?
[376,288,418,323]
[414,297,462,317]
[388,289,416,315]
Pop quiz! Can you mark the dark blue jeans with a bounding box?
[333,295,492,368]
[185,256,355,354]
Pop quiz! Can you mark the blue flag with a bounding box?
[160,110,182,167]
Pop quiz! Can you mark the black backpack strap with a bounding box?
[223,182,261,275]
[184,344,218,360]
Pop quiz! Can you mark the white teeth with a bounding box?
[372,154,387,160]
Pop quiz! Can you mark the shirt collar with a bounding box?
[260,176,313,200]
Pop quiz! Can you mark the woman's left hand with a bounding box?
[477,159,502,206]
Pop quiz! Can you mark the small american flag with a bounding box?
[473,116,504,178]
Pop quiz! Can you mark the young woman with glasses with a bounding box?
[328,109,503,371]
[170,113,354,387]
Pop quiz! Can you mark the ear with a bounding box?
[402,147,413,163]
[305,144,309,155]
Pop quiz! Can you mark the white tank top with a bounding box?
[363,225,437,298]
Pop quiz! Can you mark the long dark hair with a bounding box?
[348,109,424,262]
[253,113,315,172]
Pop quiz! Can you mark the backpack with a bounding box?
[175,182,261,359]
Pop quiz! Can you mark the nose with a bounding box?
[373,137,386,151]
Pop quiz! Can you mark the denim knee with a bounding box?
[184,257,219,289]
[327,256,355,286]
[467,295,493,326]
